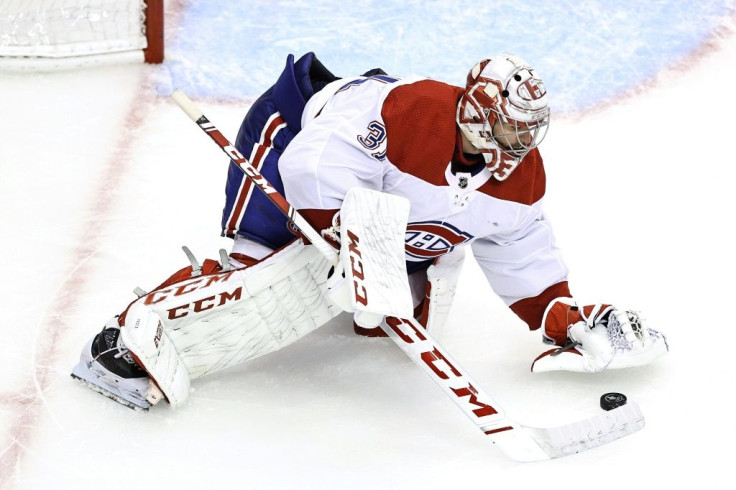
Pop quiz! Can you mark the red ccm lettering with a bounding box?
[386,317,426,343]
[346,229,368,306]
[167,287,243,320]
[451,384,498,417]
[385,317,498,419]
[144,271,236,306]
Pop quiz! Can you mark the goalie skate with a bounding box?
[71,317,163,411]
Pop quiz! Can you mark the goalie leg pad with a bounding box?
[121,240,343,407]
[419,247,465,336]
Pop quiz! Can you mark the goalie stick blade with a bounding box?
[494,402,645,461]
[71,373,149,412]
[383,316,646,462]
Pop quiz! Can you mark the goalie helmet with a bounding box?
[457,54,550,180]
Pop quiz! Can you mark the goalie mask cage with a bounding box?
[0,0,164,70]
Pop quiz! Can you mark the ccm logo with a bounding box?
[153,321,163,348]
[386,317,498,418]
[166,287,242,320]
[242,164,277,195]
[346,229,368,306]
[202,120,277,196]
[222,142,276,195]
[144,271,236,305]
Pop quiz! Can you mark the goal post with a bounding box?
[0,0,164,70]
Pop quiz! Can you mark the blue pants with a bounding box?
[221,52,328,249]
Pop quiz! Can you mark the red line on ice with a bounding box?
[0,2,187,485]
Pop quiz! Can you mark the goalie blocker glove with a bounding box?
[531,297,669,373]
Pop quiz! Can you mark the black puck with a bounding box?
[600,392,627,411]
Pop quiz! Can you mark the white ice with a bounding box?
[2,8,736,490]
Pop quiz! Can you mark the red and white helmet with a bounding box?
[457,54,550,180]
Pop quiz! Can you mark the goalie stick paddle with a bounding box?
[170,89,338,267]
[169,89,646,462]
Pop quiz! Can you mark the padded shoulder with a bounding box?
[381,80,464,185]
[272,52,340,131]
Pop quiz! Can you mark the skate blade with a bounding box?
[71,373,149,412]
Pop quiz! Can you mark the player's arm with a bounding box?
[472,211,668,373]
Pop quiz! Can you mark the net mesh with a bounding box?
[0,0,147,58]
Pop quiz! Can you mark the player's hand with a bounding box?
[531,298,669,373]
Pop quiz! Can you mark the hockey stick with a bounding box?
[170,90,338,267]
[170,90,645,461]
[381,316,644,461]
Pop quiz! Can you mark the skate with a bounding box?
[71,317,163,411]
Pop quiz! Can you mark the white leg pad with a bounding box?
[121,241,344,407]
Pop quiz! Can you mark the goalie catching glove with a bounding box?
[531,297,669,373]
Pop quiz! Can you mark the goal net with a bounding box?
[0,0,163,70]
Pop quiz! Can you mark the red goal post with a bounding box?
[0,0,164,70]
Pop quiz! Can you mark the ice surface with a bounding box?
[168,0,732,113]
[1,1,735,488]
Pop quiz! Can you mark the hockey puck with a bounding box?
[600,392,627,411]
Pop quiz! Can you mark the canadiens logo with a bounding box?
[405,221,473,260]
[518,78,546,101]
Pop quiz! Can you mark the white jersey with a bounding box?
[278,74,568,312]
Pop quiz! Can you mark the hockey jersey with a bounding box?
[279,75,570,329]
[223,53,570,331]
